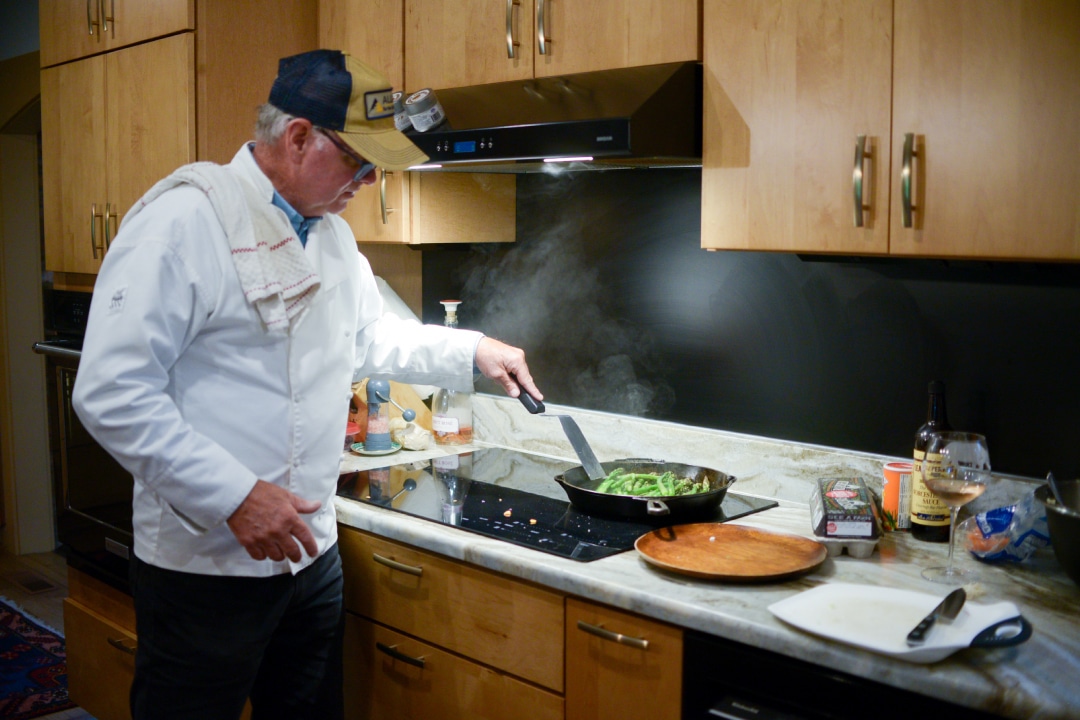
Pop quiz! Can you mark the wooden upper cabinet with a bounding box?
[889,0,1080,260]
[405,0,700,91]
[702,0,1080,260]
[701,0,893,255]
[39,0,194,68]
[42,34,196,277]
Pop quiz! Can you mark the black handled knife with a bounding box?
[906,587,966,646]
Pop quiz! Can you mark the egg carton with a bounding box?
[819,536,879,559]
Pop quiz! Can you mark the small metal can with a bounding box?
[881,461,913,531]
[404,88,446,132]
[392,91,411,132]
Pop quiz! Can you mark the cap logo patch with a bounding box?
[365,89,395,120]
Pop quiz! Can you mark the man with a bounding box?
[72,49,542,720]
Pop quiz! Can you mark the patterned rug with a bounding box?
[0,597,76,719]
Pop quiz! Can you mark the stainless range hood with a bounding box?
[403,62,702,173]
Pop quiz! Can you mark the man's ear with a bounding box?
[283,118,316,161]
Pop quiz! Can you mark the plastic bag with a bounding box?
[961,491,1050,563]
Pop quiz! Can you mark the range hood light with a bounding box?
[544,156,594,164]
[408,163,444,170]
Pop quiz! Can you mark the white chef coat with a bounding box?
[72,145,483,577]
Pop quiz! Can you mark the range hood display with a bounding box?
[404,62,702,173]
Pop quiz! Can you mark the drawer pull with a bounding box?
[506,0,521,59]
[576,620,649,650]
[375,641,426,669]
[107,636,137,655]
[372,552,423,576]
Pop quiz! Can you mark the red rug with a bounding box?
[0,597,76,719]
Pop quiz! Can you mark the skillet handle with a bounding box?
[518,390,545,414]
[969,616,1032,649]
[646,499,671,516]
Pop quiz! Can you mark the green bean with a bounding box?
[593,468,709,497]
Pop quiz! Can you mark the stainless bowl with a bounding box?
[1035,479,1080,587]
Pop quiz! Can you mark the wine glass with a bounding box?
[921,431,991,584]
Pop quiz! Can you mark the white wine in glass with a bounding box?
[921,431,991,584]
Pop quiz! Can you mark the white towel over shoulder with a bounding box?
[120,161,320,333]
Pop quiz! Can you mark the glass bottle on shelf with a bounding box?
[432,300,473,445]
[910,380,951,542]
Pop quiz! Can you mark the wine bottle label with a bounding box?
[432,414,460,434]
[910,449,949,526]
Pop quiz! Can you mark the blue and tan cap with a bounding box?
[268,49,428,171]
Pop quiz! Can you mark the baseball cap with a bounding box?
[268,49,428,171]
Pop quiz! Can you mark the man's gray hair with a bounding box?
[255,104,295,144]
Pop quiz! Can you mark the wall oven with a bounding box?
[35,290,133,593]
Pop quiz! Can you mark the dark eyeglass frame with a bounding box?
[316,127,377,183]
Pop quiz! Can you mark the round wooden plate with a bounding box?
[635,523,828,581]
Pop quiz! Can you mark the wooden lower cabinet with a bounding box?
[565,597,683,720]
[64,595,136,720]
[343,613,563,720]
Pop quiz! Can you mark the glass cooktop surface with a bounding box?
[337,447,777,562]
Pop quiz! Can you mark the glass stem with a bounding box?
[946,505,959,572]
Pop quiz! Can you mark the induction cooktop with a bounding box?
[337,447,777,562]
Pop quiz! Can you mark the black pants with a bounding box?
[129,545,345,720]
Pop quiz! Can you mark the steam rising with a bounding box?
[462,175,674,417]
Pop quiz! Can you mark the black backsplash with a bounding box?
[422,169,1080,480]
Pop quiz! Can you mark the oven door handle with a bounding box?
[33,341,83,360]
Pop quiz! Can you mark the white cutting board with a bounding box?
[768,583,1022,663]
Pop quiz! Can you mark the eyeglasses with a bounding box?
[316,127,376,183]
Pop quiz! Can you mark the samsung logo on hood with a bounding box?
[404,62,702,174]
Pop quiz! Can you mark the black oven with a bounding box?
[35,289,133,593]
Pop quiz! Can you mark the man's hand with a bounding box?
[474,337,543,402]
[227,480,321,562]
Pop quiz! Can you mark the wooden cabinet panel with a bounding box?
[64,598,136,720]
[535,0,700,78]
[565,597,682,720]
[889,0,1080,259]
[39,0,194,68]
[105,33,196,230]
[410,173,516,244]
[338,527,564,691]
[41,54,108,275]
[343,613,564,720]
[701,0,892,254]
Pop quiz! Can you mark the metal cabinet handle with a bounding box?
[86,0,99,36]
[576,620,649,650]
[506,0,521,59]
[372,552,423,576]
[100,0,114,35]
[537,0,549,55]
[379,169,401,225]
[90,203,105,259]
[853,135,870,227]
[901,132,916,228]
[107,636,137,655]
[375,641,426,669]
[104,202,118,248]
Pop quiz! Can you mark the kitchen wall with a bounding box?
[422,168,1080,480]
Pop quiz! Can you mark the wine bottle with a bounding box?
[910,380,951,542]
[432,300,473,446]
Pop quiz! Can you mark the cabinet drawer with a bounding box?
[344,613,563,720]
[64,597,136,720]
[565,597,683,720]
[339,526,564,691]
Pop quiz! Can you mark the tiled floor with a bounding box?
[0,549,97,719]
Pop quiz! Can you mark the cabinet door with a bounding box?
[565,598,682,720]
[701,0,893,254]
[104,33,196,241]
[535,0,700,78]
[889,0,1080,259]
[64,597,136,720]
[321,0,413,243]
[405,0,535,90]
[39,0,193,67]
[343,613,564,720]
[41,54,108,275]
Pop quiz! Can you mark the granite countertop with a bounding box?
[336,395,1080,720]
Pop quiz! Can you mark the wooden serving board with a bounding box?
[635,523,827,581]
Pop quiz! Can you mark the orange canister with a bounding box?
[882,461,913,531]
